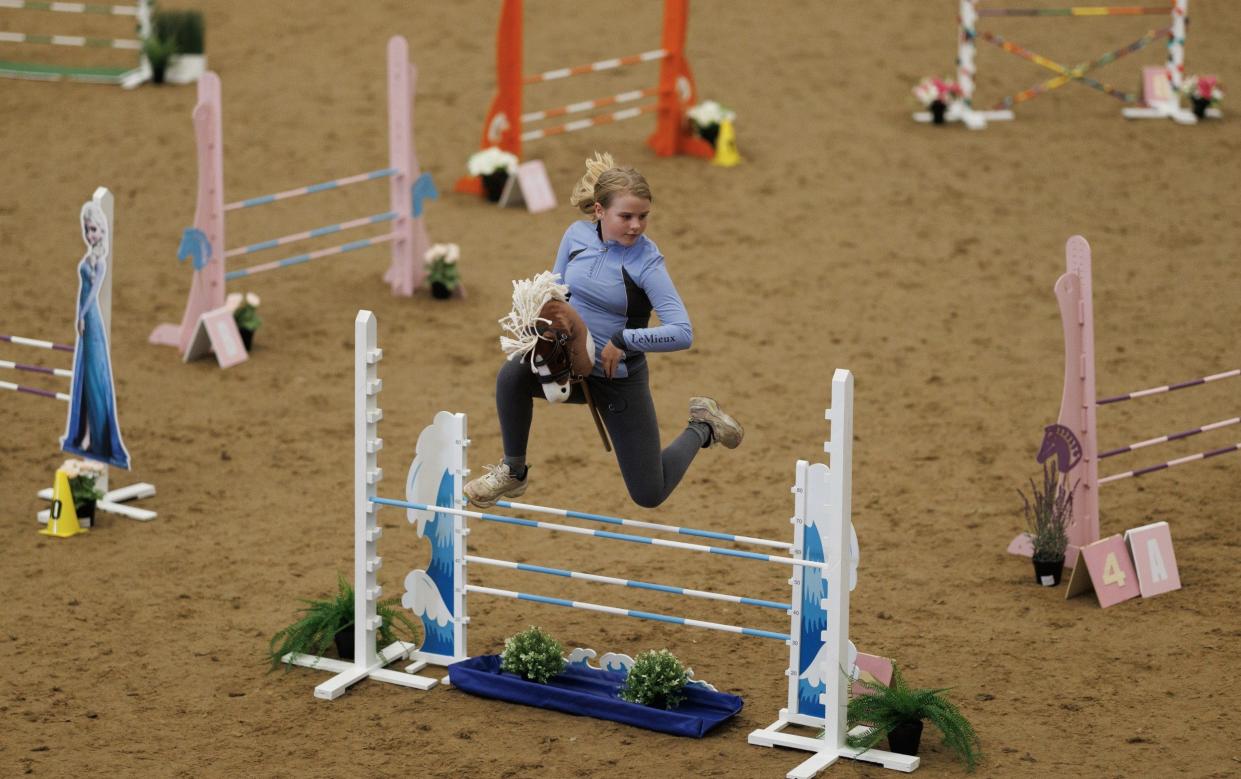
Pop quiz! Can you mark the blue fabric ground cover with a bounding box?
[448,655,743,738]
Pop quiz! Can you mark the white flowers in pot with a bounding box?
[226,291,262,349]
[468,147,520,202]
[686,100,736,145]
[424,243,461,299]
[467,147,520,177]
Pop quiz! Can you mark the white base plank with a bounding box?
[37,482,157,523]
[912,106,1012,130]
[752,717,919,775]
[283,641,438,700]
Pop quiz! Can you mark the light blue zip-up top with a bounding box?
[552,220,693,379]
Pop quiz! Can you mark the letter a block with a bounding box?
[1065,534,1139,608]
[1124,522,1181,599]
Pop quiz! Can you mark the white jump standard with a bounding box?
[925,0,1202,128]
[0,0,152,86]
[282,310,918,777]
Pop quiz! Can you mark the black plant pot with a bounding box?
[697,124,720,148]
[1033,557,1065,587]
[481,171,508,202]
[430,281,453,299]
[887,720,924,756]
[334,626,355,661]
[1191,96,1210,120]
[75,499,96,526]
[239,327,255,352]
[151,61,167,84]
[930,99,947,124]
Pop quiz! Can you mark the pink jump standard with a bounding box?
[1015,236,1239,566]
[149,36,432,359]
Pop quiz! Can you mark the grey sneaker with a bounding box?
[689,397,744,449]
[464,463,529,508]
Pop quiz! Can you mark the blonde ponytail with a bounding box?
[568,151,653,219]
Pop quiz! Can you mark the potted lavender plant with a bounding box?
[1018,462,1073,586]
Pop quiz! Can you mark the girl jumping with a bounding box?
[464,152,743,509]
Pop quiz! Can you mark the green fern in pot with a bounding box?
[846,666,982,771]
[266,575,419,671]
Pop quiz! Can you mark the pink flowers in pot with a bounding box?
[1181,74,1223,120]
[1182,74,1224,105]
[912,76,963,108]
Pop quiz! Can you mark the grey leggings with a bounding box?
[495,356,708,508]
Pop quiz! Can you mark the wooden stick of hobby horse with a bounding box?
[579,382,612,452]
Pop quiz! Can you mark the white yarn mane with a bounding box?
[498,271,570,362]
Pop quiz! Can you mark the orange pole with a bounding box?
[647,0,713,158]
[455,0,524,194]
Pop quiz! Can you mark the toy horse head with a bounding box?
[528,299,594,402]
[498,271,595,403]
[1036,423,1082,474]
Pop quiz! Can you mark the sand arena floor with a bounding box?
[3,1,1240,776]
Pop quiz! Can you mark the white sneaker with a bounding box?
[464,463,529,508]
[689,397,744,449]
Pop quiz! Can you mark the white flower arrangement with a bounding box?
[424,243,461,293]
[226,291,261,311]
[61,458,106,479]
[1181,74,1224,105]
[686,100,736,130]
[227,291,262,332]
[60,458,106,503]
[467,146,519,177]
[424,243,460,266]
[912,76,963,107]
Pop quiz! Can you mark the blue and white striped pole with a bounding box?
[373,497,830,572]
[224,212,397,259]
[496,499,793,550]
[225,233,397,281]
[466,584,790,641]
[466,555,791,611]
[224,168,397,211]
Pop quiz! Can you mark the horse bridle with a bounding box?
[530,323,580,386]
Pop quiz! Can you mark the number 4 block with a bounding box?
[1066,522,1181,607]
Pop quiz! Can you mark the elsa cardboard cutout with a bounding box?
[60,196,131,469]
